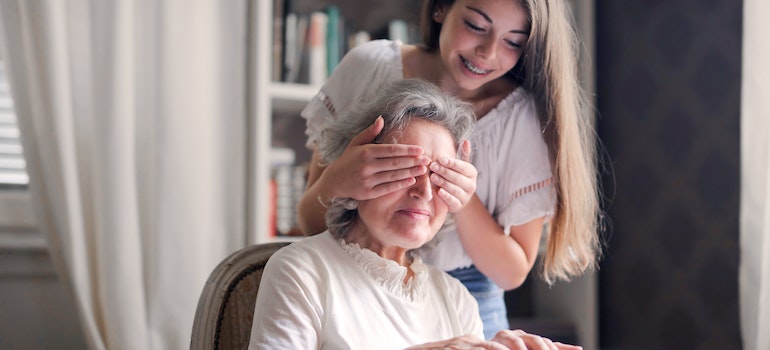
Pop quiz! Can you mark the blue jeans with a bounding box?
[447,265,509,340]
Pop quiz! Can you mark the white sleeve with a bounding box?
[434,270,484,339]
[494,97,555,232]
[248,249,324,349]
[301,40,400,150]
[449,278,484,339]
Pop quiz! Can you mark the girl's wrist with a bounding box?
[314,172,338,205]
[452,196,477,223]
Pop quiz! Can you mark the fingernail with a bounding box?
[430,162,440,171]
[440,157,449,165]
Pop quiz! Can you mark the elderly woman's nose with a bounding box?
[409,172,433,200]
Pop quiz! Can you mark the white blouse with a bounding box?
[302,40,555,272]
[248,232,483,349]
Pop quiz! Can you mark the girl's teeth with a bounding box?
[463,57,489,74]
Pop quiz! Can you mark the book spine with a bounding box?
[307,11,328,86]
[282,12,298,82]
[388,19,409,43]
[272,0,286,81]
[325,6,341,76]
[349,30,371,49]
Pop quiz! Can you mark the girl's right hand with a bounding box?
[320,116,431,201]
[429,140,477,213]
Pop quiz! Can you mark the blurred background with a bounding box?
[0,1,757,349]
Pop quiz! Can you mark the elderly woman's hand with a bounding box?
[490,329,583,350]
[404,329,582,350]
[429,140,478,213]
[322,116,431,200]
[405,334,509,350]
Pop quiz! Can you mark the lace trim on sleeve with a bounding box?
[510,177,552,202]
[498,177,556,234]
[302,91,338,149]
[318,91,336,117]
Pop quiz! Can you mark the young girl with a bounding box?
[297,0,601,339]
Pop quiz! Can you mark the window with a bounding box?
[0,61,39,250]
[0,63,27,187]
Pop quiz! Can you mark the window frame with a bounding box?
[0,188,43,250]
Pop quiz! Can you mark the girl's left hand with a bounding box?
[429,140,477,213]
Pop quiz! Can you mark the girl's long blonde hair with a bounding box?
[421,0,602,284]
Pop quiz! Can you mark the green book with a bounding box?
[325,6,341,76]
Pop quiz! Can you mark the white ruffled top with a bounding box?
[338,238,429,302]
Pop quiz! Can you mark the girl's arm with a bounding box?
[454,195,544,290]
[296,151,335,235]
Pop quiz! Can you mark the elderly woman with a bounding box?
[248,79,579,350]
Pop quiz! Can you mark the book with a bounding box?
[388,19,409,43]
[307,11,328,86]
[270,148,296,236]
[325,6,341,77]
[272,0,286,81]
[349,30,371,49]
[284,12,310,83]
[283,12,298,82]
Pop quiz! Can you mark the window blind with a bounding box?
[0,63,28,186]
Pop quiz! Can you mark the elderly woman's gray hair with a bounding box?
[317,78,475,238]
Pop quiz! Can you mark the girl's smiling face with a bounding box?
[435,0,530,93]
[352,118,456,259]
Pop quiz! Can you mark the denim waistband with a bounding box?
[447,264,504,298]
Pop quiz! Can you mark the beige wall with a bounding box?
[0,248,86,348]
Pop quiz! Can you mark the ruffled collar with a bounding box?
[338,238,429,302]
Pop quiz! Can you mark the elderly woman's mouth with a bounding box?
[398,208,431,219]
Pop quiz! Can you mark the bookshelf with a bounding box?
[270,82,318,113]
[250,0,420,244]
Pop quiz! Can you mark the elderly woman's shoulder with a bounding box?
[268,231,339,264]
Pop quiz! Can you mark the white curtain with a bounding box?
[0,1,247,349]
[740,0,770,349]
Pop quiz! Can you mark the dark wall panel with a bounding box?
[595,1,742,349]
